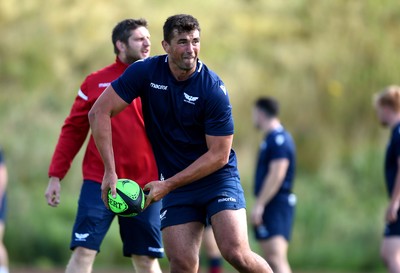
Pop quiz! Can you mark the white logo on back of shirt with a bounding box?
[150,82,168,90]
[275,135,285,146]
[184,92,199,105]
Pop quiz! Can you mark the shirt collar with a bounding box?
[116,56,129,69]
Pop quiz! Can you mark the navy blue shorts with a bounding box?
[70,180,163,258]
[253,193,296,242]
[0,193,6,222]
[160,177,246,229]
[384,210,400,237]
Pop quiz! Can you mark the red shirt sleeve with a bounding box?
[48,80,93,180]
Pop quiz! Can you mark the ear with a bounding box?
[116,40,126,53]
[161,40,170,54]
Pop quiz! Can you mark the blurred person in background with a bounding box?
[374,86,400,273]
[200,227,223,273]
[251,97,296,273]
[0,147,8,273]
[44,19,163,273]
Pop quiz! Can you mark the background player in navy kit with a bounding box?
[45,19,163,273]
[89,14,272,273]
[0,148,8,273]
[374,86,400,273]
[251,97,296,273]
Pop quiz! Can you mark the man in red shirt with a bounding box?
[45,19,163,273]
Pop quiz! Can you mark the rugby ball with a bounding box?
[108,179,145,217]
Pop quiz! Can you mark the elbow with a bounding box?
[88,107,97,126]
[215,152,230,168]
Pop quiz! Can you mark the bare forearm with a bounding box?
[257,175,281,206]
[256,159,289,206]
[88,111,115,173]
[165,150,228,191]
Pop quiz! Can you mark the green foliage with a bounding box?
[0,0,398,271]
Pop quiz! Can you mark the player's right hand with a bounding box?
[45,177,61,207]
[101,171,118,209]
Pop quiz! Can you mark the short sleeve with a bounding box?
[269,134,291,160]
[112,59,148,104]
[204,82,234,136]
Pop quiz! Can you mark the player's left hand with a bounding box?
[251,203,265,226]
[386,200,400,223]
[143,180,170,209]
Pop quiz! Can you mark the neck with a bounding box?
[390,115,400,129]
[168,61,196,81]
[262,119,281,134]
[117,55,137,65]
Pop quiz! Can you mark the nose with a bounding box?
[186,43,194,53]
[144,37,151,47]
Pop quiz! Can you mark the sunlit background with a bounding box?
[1,0,400,272]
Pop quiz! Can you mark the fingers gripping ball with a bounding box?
[108,179,145,217]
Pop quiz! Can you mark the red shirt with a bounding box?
[48,57,158,187]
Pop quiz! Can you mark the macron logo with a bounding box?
[98,82,110,88]
[218,197,237,203]
[150,82,168,90]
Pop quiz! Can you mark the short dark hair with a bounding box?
[112,18,148,54]
[163,14,200,44]
[255,97,280,117]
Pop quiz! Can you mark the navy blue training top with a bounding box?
[254,126,296,197]
[385,123,400,197]
[112,55,239,191]
[0,148,3,164]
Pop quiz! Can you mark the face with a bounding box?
[376,104,391,127]
[252,107,271,130]
[119,26,151,64]
[162,29,200,72]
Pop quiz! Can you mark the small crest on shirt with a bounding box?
[184,92,199,105]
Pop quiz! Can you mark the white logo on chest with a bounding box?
[184,92,199,105]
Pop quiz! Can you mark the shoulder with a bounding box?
[269,129,293,148]
[198,62,229,99]
[85,62,117,81]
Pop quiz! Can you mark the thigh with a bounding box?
[382,237,400,258]
[259,236,289,258]
[211,208,251,253]
[70,180,115,252]
[163,221,204,261]
[118,200,163,258]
